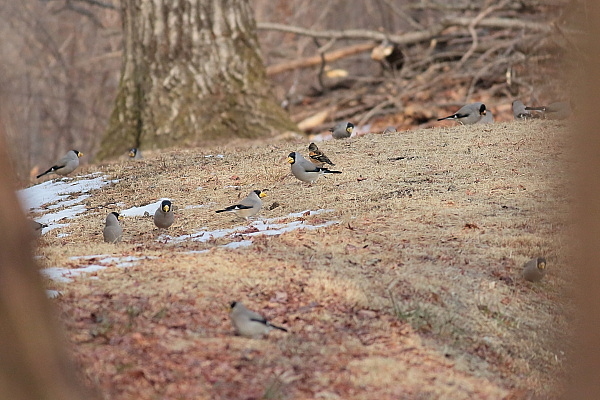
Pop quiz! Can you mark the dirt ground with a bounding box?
[33,119,572,399]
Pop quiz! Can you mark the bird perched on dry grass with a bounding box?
[329,121,354,139]
[437,103,487,125]
[229,301,288,338]
[287,152,342,184]
[128,148,143,160]
[525,101,572,120]
[103,212,123,243]
[216,190,266,220]
[154,200,174,229]
[522,257,547,282]
[308,142,335,168]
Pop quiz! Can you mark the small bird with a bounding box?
[36,150,83,179]
[329,122,354,139]
[308,142,335,167]
[525,101,571,120]
[512,100,532,120]
[154,200,174,229]
[382,126,397,134]
[522,257,547,282]
[29,220,48,238]
[128,148,143,159]
[229,301,288,338]
[216,190,266,220]
[477,110,494,125]
[437,103,487,125]
[103,212,123,243]
[287,152,342,184]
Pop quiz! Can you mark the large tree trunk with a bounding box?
[97,0,296,160]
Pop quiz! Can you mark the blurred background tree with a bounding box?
[96,0,297,160]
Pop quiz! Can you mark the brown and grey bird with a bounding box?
[229,301,288,338]
[29,220,48,238]
[525,101,572,120]
[36,150,83,179]
[522,257,547,282]
[288,152,342,184]
[329,121,354,139]
[128,148,143,160]
[308,142,335,167]
[512,100,532,120]
[154,200,174,229]
[216,190,266,220]
[437,102,487,125]
[103,212,123,243]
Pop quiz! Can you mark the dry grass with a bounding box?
[33,120,571,399]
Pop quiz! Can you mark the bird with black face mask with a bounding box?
[37,150,83,179]
[329,121,354,139]
[522,257,547,282]
[216,190,266,220]
[229,301,288,338]
[437,103,487,125]
[287,152,342,184]
[154,200,174,229]
[128,148,143,160]
[103,212,123,243]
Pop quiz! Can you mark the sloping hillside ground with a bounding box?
[31,120,572,399]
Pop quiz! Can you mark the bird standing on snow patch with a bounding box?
[437,103,487,125]
[329,121,354,139]
[229,301,288,338]
[36,150,83,179]
[103,212,123,243]
[287,152,342,184]
[154,200,174,229]
[308,142,335,167]
[522,257,547,282]
[215,190,266,220]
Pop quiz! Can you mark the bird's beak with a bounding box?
[163,205,170,212]
[259,192,267,198]
[347,126,353,133]
[481,110,487,116]
[287,157,294,164]
[538,262,546,270]
[129,151,135,157]
[118,215,124,221]
[77,152,84,157]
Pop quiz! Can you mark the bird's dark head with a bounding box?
[161,200,172,212]
[73,150,83,157]
[308,143,318,152]
[346,122,355,133]
[478,104,486,115]
[230,301,237,310]
[129,148,138,158]
[111,211,123,220]
[253,190,267,198]
[287,152,296,164]
[537,257,547,270]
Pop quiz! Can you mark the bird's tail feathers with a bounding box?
[36,168,53,178]
[268,323,288,332]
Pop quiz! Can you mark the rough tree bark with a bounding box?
[0,119,97,399]
[97,0,296,160]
